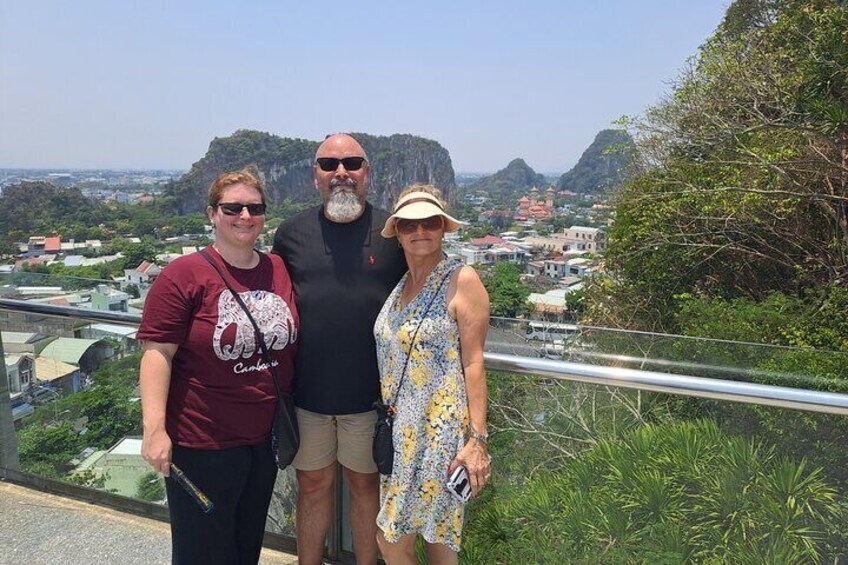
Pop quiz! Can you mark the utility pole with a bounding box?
[0,331,21,471]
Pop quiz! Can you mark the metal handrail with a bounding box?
[3,297,848,416]
[485,353,848,416]
[0,298,142,326]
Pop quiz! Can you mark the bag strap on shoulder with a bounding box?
[384,263,454,406]
[198,248,284,400]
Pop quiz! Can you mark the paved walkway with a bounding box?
[0,481,298,565]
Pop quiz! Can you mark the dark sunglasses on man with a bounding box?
[316,157,367,172]
[216,202,267,216]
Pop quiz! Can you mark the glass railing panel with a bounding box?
[0,302,298,539]
[465,371,848,564]
[488,317,848,393]
[5,301,848,561]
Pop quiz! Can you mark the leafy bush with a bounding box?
[17,353,143,477]
[462,420,846,564]
[136,472,165,503]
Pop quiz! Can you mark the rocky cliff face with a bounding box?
[465,158,548,197]
[168,130,455,213]
[556,129,635,194]
[354,133,457,209]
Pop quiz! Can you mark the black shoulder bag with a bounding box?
[373,269,452,475]
[200,249,299,470]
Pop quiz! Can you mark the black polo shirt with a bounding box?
[273,202,407,414]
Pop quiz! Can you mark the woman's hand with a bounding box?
[142,426,172,476]
[448,438,491,499]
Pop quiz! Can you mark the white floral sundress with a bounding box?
[373,257,468,551]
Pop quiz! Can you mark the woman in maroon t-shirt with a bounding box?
[137,168,298,564]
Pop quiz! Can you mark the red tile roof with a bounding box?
[471,236,505,246]
[44,237,62,252]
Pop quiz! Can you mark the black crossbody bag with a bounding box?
[373,269,452,475]
[200,249,299,470]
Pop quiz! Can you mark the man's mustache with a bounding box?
[329,178,357,190]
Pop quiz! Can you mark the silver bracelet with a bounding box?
[468,425,488,444]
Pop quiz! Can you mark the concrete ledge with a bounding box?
[0,481,298,564]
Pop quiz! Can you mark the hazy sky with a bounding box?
[1,1,729,174]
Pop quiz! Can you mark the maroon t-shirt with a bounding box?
[137,247,299,449]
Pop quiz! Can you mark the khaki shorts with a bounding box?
[292,407,378,474]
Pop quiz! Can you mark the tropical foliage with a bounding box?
[16,354,143,478]
[482,263,532,318]
[603,0,848,317]
[136,471,165,502]
[463,420,846,564]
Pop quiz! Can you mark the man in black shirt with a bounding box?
[273,133,406,565]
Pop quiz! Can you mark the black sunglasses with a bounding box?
[216,202,267,216]
[316,157,367,172]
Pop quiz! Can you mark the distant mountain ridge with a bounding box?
[0,181,105,240]
[556,129,635,194]
[465,158,548,196]
[167,130,456,214]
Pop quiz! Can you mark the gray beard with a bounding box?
[326,190,364,222]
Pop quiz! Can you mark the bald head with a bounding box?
[313,133,370,223]
[315,133,368,161]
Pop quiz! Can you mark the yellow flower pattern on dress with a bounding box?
[420,479,442,504]
[401,425,417,464]
[397,325,412,349]
[410,346,432,363]
[380,373,395,400]
[409,364,428,390]
[374,258,468,552]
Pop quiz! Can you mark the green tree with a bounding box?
[0,182,106,244]
[107,237,159,268]
[482,263,531,318]
[68,468,108,489]
[602,0,848,328]
[16,422,82,477]
[136,472,165,502]
[16,353,144,477]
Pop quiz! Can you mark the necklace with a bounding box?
[212,244,257,269]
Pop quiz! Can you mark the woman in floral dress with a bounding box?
[374,184,491,564]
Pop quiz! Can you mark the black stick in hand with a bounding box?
[169,463,214,514]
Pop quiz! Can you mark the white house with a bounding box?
[563,226,606,253]
[544,260,566,278]
[123,261,161,287]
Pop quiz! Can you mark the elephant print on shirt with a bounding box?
[213,289,297,361]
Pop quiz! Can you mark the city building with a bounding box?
[1,331,54,355]
[38,336,113,380]
[123,261,161,287]
[516,186,555,220]
[563,226,606,253]
[81,323,139,354]
[5,353,34,396]
[34,356,81,395]
[71,437,153,500]
[90,285,129,312]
